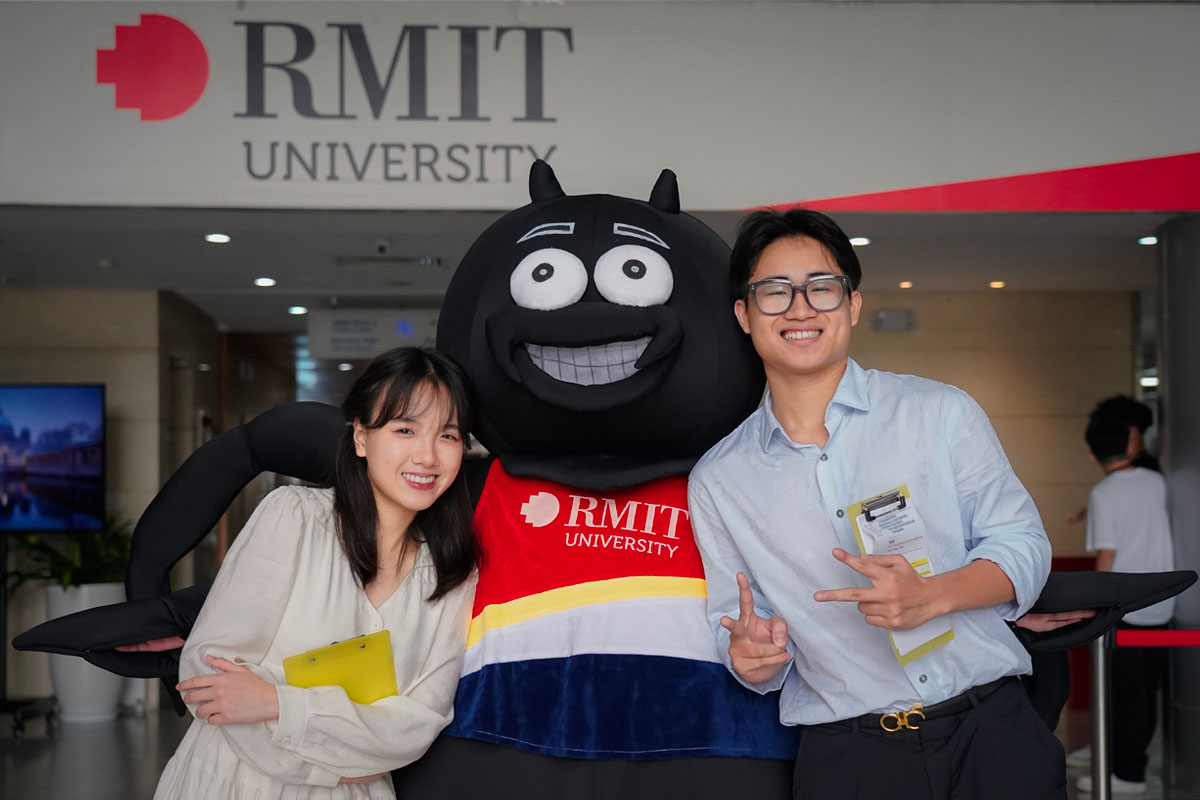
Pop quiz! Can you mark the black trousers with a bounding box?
[1112,622,1168,783]
[1024,649,1072,731]
[792,679,1066,800]
[391,734,794,800]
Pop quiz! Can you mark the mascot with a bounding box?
[16,162,1196,799]
[392,161,797,797]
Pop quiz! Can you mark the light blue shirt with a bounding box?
[688,359,1050,725]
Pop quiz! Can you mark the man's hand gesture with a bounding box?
[721,572,790,684]
[813,548,940,630]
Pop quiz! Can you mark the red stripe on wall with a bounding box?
[774,152,1200,212]
[1116,629,1200,648]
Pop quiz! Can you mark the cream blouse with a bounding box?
[155,486,476,800]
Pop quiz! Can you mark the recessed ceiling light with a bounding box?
[1138,236,1158,246]
[205,233,231,244]
[288,305,309,315]
[849,237,871,247]
[254,277,276,287]
[1140,376,1160,388]
[898,281,913,289]
[197,363,212,372]
[989,281,1006,289]
[338,362,354,372]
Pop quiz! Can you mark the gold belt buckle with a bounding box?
[879,703,926,732]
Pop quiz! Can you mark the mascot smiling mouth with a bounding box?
[525,337,649,385]
[486,303,683,411]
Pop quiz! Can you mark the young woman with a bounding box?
[154,347,480,799]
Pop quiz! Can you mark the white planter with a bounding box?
[44,582,128,723]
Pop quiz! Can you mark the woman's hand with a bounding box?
[340,773,388,784]
[115,636,186,652]
[177,654,280,725]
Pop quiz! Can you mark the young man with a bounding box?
[1075,413,1175,795]
[689,209,1065,799]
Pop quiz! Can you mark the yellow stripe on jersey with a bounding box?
[466,576,708,648]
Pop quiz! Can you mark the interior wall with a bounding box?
[850,291,1135,557]
[0,289,162,698]
[158,293,220,592]
[218,333,300,568]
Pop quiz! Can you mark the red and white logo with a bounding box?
[520,492,561,528]
[96,14,209,121]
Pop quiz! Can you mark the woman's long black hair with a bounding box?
[332,346,480,601]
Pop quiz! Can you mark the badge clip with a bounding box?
[863,490,906,522]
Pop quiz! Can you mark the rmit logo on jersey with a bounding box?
[521,491,687,540]
[96,15,573,123]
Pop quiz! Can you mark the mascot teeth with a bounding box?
[526,337,650,385]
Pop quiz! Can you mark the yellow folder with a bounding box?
[282,630,398,704]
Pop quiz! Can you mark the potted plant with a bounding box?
[8,518,132,722]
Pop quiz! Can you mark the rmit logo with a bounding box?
[233,23,572,122]
[521,492,561,528]
[97,14,209,121]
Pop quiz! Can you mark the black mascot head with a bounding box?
[437,161,764,489]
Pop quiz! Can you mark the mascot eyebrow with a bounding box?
[613,222,670,249]
[514,221,671,249]
[517,222,576,242]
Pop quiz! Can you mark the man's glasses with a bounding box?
[744,275,852,315]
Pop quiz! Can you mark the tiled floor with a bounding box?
[2,704,189,800]
[2,702,1198,799]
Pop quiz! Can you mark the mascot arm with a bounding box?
[127,401,344,601]
[13,402,344,689]
[1017,569,1196,652]
[13,583,207,678]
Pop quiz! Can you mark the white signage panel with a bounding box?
[1,2,1199,209]
[307,308,439,359]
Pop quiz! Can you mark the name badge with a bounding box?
[847,485,955,664]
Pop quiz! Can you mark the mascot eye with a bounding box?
[594,245,674,307]
[510,248,588,310]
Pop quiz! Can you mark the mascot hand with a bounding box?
[340,774,389,785]
[721,572,791,684]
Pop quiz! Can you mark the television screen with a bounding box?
[0,384,105,533]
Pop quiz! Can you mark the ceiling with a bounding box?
[2,204,1174,403]
[0,203,1174,330]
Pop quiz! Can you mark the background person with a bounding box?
[1074,412,1175,796]
[690,208,1065,800]
[1066,395,1159,526]
[153,347,480,800]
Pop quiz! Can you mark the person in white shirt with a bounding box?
[153,347,480,800]
[1078,411,1175,795]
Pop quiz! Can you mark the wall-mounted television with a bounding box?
[0,384,105,533]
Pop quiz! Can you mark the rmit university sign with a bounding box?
[233,22,571,184]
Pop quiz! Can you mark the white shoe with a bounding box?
[1075,774,1147,794]
[1066,746,1091,768]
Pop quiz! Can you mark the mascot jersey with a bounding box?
[448,461,796,759]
